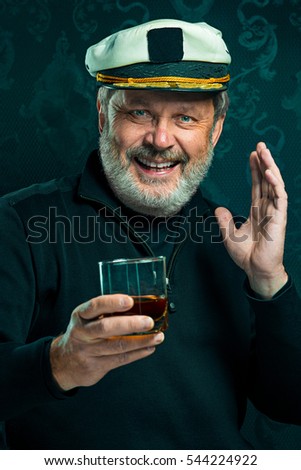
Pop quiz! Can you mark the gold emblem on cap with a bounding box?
[96,72,230,90]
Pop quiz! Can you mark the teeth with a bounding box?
[137,157,176,169]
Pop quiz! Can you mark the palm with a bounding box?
[215,142,288,298]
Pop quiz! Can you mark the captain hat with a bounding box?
[85,18,231,92]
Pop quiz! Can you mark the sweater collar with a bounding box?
[78,149,211,217]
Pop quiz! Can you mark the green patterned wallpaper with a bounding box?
[0,0,301,449]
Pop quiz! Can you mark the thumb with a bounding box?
[214,207,234,243]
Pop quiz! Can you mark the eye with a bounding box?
[132,110,146,116]
[129,109,152,121]
[179,115,192,123]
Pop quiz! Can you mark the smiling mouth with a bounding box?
[134,156,180,172]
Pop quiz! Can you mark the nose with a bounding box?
[143,119,175,150]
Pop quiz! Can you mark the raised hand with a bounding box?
[215,142,288,299]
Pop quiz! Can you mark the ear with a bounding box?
[97,99,105,134]
[211,114,226,148]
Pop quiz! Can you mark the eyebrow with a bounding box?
[125,99,199,114]
[176,104,197,114]
[125,98,150,107]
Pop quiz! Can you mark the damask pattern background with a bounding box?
[0,0,301,449]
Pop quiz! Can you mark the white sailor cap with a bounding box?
[85,19,231,92]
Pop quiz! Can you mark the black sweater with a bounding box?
[0,150,300,450]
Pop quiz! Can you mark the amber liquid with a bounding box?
[129,295,168,331]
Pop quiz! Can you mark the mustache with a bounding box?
[126,145,189,164]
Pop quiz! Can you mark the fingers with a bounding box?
[75,294,134,321]
[84,314,155,339]
[50,331,163,390]
[250,143,271,200]
[71,294,158,340]
[52,295,166,390]
[250,150,263,200]
[250,142,287,205]
[84,331,165,357]
[256,142,285,184]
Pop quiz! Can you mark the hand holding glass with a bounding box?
[99,256,168,334]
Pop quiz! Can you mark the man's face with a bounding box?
[98,90,224,216]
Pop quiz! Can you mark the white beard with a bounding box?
[99,124,214,217]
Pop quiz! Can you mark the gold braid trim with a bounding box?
[96,73,230,89]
